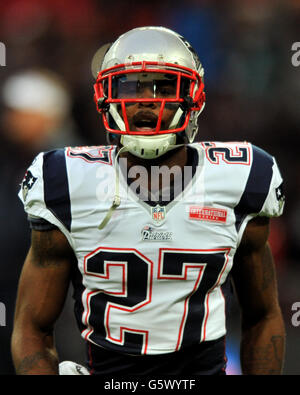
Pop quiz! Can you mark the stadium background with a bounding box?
[0,0,299,375]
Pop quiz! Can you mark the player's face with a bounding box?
[114,73,180,132]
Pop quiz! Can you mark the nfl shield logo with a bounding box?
[151,205,166,224]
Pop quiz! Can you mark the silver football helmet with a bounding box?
[93,26,205,159]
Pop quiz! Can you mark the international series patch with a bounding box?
[21,170,37,201]
[189,206,227,223]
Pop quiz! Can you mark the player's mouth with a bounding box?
[132,112,158,132]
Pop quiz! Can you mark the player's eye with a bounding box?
[155,84,176,98]
[113,79,137,98]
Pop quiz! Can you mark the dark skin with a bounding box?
[231,217,285,374]
[11,92,285,375]
[11,230,74,374]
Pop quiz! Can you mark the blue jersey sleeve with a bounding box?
[234,145,284,234]
[18,149,74,247]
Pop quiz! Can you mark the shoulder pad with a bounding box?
[19,149,72,232]
[235,145,284,221]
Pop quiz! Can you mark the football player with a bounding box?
[12,27,285,375]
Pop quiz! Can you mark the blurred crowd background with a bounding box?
[0,0,299,375]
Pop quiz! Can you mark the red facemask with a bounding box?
[94,61,205,136]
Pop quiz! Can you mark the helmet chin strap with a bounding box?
[98,145,128,230]
[99,137,184,230]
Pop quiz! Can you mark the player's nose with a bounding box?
[138,86,155,98]
[138,87,157,108]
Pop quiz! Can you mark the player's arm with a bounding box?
[11,228,74,375]
[231,217,285,375]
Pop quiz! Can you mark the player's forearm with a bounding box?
[11,326,59,375]
[240,311,285,375]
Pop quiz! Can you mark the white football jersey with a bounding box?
[19,142,284,355]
